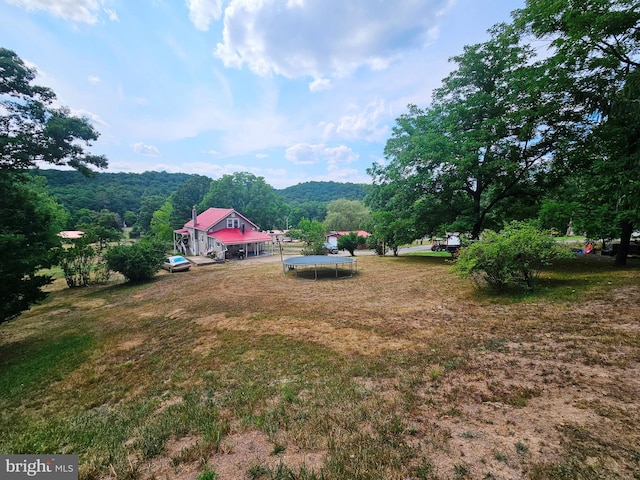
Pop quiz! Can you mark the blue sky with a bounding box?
[1,0,523,188]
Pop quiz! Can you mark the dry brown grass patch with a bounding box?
[3,254,640,479]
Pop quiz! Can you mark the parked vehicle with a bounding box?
[430,238,447,252]
[162,255,191,272]
[323,242,339,254]
[431,233,461,255]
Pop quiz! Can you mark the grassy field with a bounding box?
[1,253,639,479]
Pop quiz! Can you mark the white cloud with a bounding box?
[309,78,332,92]
[103,7,118,21]
[88,75,100,84]
[285,143,323,165]
[285,143,358,168]
[5,0,117,24]
[132,142,161,156]
[214,0,455,79]
[71,108,110,128]
[185,0,223,31]
[323,144,359,169]
[322,99,390,142]
[255,153,269,159]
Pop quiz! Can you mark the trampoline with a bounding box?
[282,255,357,280]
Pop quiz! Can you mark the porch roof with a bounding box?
[209,228,273,244]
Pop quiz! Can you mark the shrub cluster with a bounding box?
[103,240,167,282]
[58,239,112,288]
[454,221,570,292]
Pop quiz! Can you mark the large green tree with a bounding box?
[0,174,68,321]
[199,172,285,229]
[169,175,211,230]
[1,48,107,175]
[150,199,174,241]
[515,0,640,265]
[323,199,370,231]
[0,48,107,322]
[289,218,326,255]
[138,195,166,233]
[368,25,579,239]
[365,180,419,255]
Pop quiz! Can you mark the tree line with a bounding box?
[366,0,639,267]
[31,169,369,233]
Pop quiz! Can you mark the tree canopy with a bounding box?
[169,174,211,230]
[277,181,369,203]
[324,199,370,232]
[1,48,107,175]
[32,169,191,219]
[369,24,581,239]
[0,174,67,322]
[515,0,640,264]
[0,48,108,323]
[199,172,286,229]
[367,1,639,267]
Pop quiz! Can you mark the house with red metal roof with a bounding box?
[173,207,273,260]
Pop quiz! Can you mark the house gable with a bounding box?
[184,208,260,233]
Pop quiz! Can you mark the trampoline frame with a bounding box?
[282,255,357,280]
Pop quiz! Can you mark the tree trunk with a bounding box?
[615,221,633,266]
[471,216,485,240]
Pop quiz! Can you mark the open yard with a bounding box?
[1,253,639,479]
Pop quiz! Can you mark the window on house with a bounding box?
[227,218,239,228]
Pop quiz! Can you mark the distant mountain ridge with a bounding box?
[277,181,370,203]
[31,169,193,216]
[31,170,370,215]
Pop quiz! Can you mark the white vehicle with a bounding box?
[162,255,191,272]
[431,233,461,254]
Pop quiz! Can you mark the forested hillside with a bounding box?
[31,169,193,216]
[31,170,369,225]
[277,181,369,203]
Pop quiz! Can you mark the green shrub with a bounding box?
[103,240,166,282]
[301,241,324,255]
[58,238,112,287]
[58,240,98,288]
[337,232,366,256]
[453,221,570,292]
[366,235,385,255]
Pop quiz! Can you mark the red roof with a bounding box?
[58,230,85,239]
[184,208,234,230]
[209,228,273,244]
[328,230,371,238]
